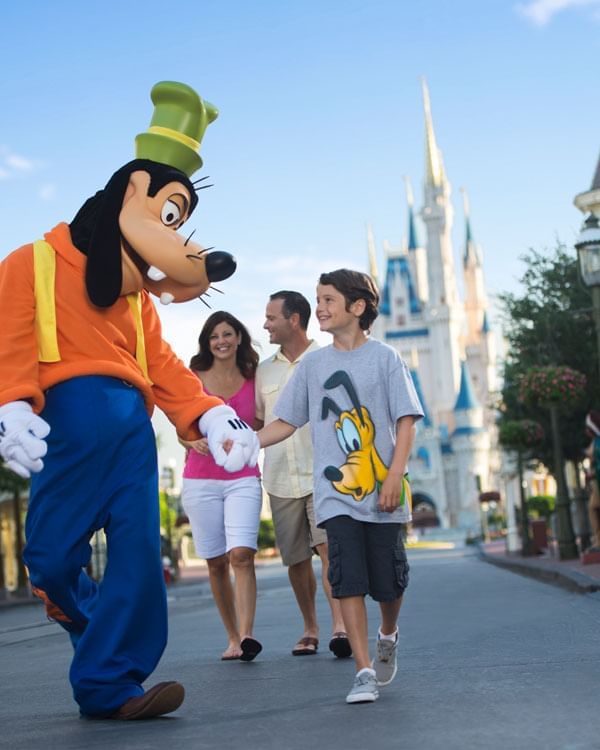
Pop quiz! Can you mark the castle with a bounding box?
[369,80,500,531]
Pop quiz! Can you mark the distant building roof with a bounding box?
[454,360,480,411]
[593,150,600,191]
[380,256,422,316]
[410,369,431,427]
[407,204,419,251]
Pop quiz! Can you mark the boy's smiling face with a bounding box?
[316,283,365,337]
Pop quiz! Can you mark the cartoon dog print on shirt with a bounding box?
[320,370,411,508]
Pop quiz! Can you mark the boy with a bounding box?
[257,268,423,704]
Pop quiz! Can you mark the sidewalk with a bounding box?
[479,539,600,594]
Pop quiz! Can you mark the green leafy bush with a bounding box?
[258,518,276,550]
[526,495,555,521]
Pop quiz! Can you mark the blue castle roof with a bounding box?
[454,360,480,411]
[407,204,419,251]
[380,256,422,316]
[410,369,431,427]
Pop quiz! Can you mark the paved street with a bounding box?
[2,546,600,750]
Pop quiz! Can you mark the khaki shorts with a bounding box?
[269,493,327,566]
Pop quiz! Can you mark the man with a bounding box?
[255,291,350,658]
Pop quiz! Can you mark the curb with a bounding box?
[0,594,40,610]
[478,546,600,594]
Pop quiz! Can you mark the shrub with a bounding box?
[526,495,555,521]
[257,518,276,550]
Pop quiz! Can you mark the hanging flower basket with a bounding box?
[499,419,544,450]
[519,366,587,410]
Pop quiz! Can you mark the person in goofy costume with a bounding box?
[0,81,259,720]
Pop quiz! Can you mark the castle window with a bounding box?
[396,315,406,326]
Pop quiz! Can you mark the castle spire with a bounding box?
[461,186,479,267]
[404,175,419,251]
[421,77,444,188]
[366,222,379,288]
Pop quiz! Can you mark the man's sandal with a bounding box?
[292,636,319,655]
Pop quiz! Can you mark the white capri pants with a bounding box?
[182,476,263,559]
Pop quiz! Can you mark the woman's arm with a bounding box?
[178,436,210,455]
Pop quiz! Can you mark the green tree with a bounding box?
[498,244,598,469]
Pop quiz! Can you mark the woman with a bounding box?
[181,311,263,661]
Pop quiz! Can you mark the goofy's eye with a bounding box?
[161,199,181,226]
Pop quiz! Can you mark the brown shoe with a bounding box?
[111,681,185,720]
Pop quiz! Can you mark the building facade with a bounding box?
[369,80,500,532]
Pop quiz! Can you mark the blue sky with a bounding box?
[2,0,599,466]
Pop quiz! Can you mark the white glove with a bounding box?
[0,401,50,478]
[199,405,260,473]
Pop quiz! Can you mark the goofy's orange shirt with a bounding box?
[0,222,222,439]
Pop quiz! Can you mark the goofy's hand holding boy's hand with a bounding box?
[199,405,259,472]
[0,401,51,478]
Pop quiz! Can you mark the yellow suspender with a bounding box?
[33,240,61,362]
[126,293,152,384]
[33,240,152,382]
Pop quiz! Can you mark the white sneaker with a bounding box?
[372,632,397,686]
[346,670,379,704]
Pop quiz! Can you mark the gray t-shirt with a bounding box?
[273,338,424,525]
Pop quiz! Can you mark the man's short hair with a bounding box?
[269,290,311,330]
[318,269,379,331]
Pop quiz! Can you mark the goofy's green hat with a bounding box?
[135,81,218,177]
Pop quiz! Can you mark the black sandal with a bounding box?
[328,632,352,658]
[240,637,263,662]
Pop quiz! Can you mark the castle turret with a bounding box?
[450,361,490,529]
[461,188,487,346]
[405,175,428,305]
[419,78,462,422]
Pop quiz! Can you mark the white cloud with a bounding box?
[5,153,35,171]
[0,146,41,180]
[516,0,600,25]
[39,184,56,201]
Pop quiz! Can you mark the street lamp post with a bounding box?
[575,213,600,383]
[517,451,535,556]
[549,404,579,560]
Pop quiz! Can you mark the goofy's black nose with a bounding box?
[205,251,236,282]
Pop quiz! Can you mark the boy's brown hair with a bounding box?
[319,268,379,331]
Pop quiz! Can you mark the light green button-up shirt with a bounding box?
[255,340,319,498]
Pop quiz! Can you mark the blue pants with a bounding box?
[24,376,167,716]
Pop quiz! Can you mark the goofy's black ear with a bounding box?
[84,164,136,308]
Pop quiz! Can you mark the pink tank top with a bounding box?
[183,377,260,481]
